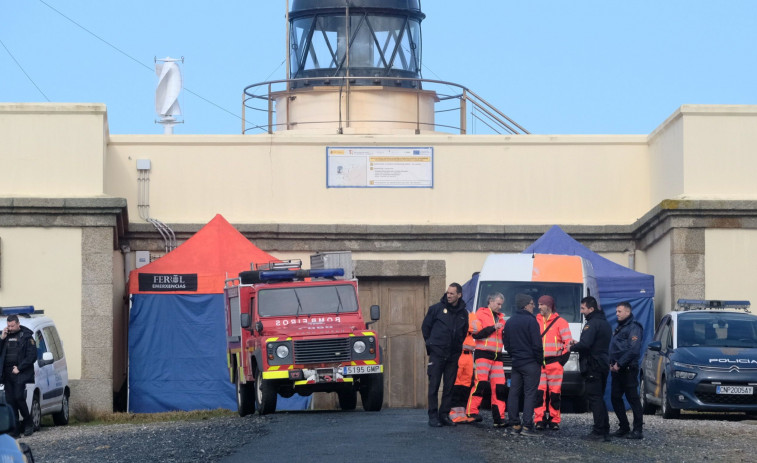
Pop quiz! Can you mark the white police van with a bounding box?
[0,306,69,431]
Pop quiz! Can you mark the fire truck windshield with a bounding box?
[258,284,359,317]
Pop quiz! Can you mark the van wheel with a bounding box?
[31,393,42,431]
[255,370,277,415]
[640,375,656,415]
[52,392,70,425]
[661,378,680,419]
[236,374,255,417]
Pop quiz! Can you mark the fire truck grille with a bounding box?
[294,338,352,364]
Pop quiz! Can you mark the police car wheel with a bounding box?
[31,394,41,431]
[52,393,70,425]
[661,378,680,419]
[640,375,656,415]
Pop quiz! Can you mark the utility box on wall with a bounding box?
[311,251,354,280]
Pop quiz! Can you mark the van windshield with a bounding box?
[677,312,757,348]
[476,281,583,323]
[258,284,359,317]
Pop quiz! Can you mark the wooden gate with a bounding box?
[358,278,428,408]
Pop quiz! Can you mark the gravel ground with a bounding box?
[17,411,757,462]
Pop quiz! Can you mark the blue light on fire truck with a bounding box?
[0,306,36,315]
[257,268,345,281]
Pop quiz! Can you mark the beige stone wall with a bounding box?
[705,229,757,304]
[0,227,83,378]
[106,134,650,226]
[0,104,108,197]
[645,232,672,323]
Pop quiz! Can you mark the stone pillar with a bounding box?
[669,228,705,308]
[75,227,114,413]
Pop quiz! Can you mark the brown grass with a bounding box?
[48,404,236,427]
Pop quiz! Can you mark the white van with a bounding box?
[0,306,70,431]
[472,253,600,400]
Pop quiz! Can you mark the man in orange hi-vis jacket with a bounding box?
[448,311,478,424]
[534,295,572,431]
[467,292,507,427]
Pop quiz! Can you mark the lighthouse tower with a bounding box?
[270,0,435,134]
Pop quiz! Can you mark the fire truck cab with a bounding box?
[224,257,383,415]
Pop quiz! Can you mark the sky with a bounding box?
[2,0,756,136]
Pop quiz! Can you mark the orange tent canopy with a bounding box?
[128,214,278,294]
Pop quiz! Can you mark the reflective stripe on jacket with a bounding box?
[472,307,505,355]
[536,312,572,358]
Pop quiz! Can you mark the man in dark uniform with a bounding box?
[422,283,468,427]
[609,301,644,440]
[504,293,543,437]
[0,315,37,436]
[570,296,612,441]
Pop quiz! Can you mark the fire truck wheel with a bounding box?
[337,388,357,410]
[236,374,255,417]
[255,370,278,415]
[360,373,384,412]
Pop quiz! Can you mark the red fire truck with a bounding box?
[224,258,383,415]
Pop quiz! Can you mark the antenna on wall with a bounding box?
[155,56,184,134]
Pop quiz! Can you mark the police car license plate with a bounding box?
[716,386,753,395]
[342,365,381,375]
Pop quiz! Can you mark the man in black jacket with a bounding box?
[570,296,612,441]
[0,315,38,436]
[609,301,644,439]
[422,283,468,427]
[504,293,543,437]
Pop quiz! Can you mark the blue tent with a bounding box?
[524,225,656,408]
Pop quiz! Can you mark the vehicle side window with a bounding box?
[657,319,672,351]
[655,316,670,342]
[665,323,674,350]
[42,326,63,361]
[35,330,47,361]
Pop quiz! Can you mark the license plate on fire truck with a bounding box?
[342,365,381,375]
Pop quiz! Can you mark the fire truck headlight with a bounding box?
[276,345,290,359]
[353,341,366,354]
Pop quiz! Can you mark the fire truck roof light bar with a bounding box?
[240,268,345,284]
[258,268,345,281]
[676,299,751,312]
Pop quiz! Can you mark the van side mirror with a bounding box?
[240,313,251,329]
[38,351,54,367]
[648,340,662,352]
[255,321,264,334]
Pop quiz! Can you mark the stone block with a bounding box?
[82,252,113,284]
[82,227,113,252]
[70,379,112,414]
[670,254,705,286]
[81,346,113,379]
[81,316,113,349]
[81,285,113,318]
[670,228,705,254]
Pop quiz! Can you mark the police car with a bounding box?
[640,299,757,418]
[0,306,70,431]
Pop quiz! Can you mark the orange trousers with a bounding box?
[534,362,563,424]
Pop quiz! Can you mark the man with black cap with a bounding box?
[422,283,468,427]
[570,296,612,441]
[504,293,543,437]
